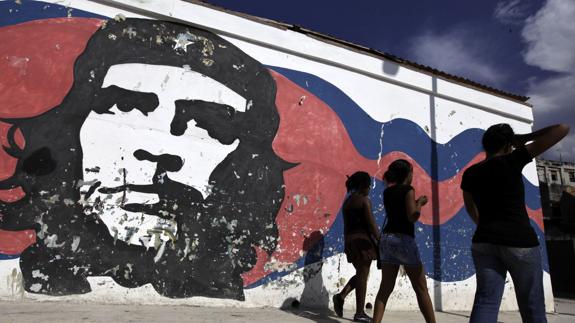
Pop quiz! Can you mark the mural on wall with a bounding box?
[0,16,292,300]
[0,0,548,302]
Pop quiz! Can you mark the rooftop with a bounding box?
[190,0,530,104]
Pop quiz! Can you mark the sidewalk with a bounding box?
[0,299,573,322]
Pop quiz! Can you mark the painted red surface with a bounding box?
[0,18,103,118]
[241,70,544,286]
[0,18,102,254]
[0,229,36,255]
[0,18,102,203]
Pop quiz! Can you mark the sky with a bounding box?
[205,0,575,162]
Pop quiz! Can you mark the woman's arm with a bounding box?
[514,124,570,157]
[462,191,479,225]
[405,190,427,223]
[362,197,380,240]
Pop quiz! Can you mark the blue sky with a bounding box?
[206,0,574,162]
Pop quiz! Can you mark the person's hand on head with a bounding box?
[417,195,428,207]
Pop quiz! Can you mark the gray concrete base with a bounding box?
[0,299,574,322]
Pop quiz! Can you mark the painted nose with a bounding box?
[133,149,183,172]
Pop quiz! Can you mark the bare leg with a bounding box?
[353,260,372,316]
[334,260,371,318]
[373,265,399,323]
[405,264,436,323]
[338,275,357,299]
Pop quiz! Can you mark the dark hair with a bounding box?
[384,159,412,184]
[482,123,514,155]
[345,171,371,192]
[0,18,289,300]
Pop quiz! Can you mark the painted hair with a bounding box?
[345,171,371,192]
[384,159,412,184]
[482,123,515,155]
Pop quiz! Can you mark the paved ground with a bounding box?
[0,298,574,322]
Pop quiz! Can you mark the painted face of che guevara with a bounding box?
[4,18,288,300]
[80,63,247,246]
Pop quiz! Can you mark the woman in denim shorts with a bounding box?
[372,159,436,323]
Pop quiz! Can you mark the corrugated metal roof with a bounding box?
[188,0,530,104]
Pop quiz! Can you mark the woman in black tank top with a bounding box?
[332,171,379,322]
[373,160,436,323]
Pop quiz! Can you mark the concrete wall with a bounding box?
[0,0,553,311]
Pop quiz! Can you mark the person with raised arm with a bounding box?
[461,123,570,323]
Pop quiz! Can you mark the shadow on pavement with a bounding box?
[281,300,344,323]
[554,298,575,317]
[438,311,470,319]
[279,232,343,323]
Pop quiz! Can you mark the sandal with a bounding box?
[353,313,372,323]
[332,294,344,317]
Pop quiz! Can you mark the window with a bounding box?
[569,171,575,183]
[537,168,546,182]
[550,171,558,182]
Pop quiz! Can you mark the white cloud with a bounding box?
[408,29,506,86]
[494,0,531,25]
[552,133,575,162]
[522,0,575,72]
[528,74,575,112]
[528,73,575,161]
[539,124,575,162]
[522,0,575,161]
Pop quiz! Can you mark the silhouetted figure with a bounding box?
[373,160,436,323]
[300,231,329,309]
[333,171,379,322]
[461,123,569,323]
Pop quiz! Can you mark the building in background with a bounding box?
[537,158,575,204]
[537,158,575,228]
[537,158,575,298]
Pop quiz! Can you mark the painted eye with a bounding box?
[172,100,240,145]
[94,86,159,116]
[115,101,154,116]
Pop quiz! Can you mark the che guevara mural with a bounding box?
[0,1,547,303]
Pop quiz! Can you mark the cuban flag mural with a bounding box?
[0,0,548,309]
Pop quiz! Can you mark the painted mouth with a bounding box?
[81,172,206,219]
[98,183,158,195]
[90,181,204,218]
[95,184,170,218]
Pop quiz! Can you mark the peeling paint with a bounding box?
[113,13,126,22]
[122,27,136,39]
[153,240,167,263]
[32,269,49,281]
[7,56,29,76]
[29,283,42,293]
[202,58,214,66]
[45,234,66,248]
[71,236,81,252]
